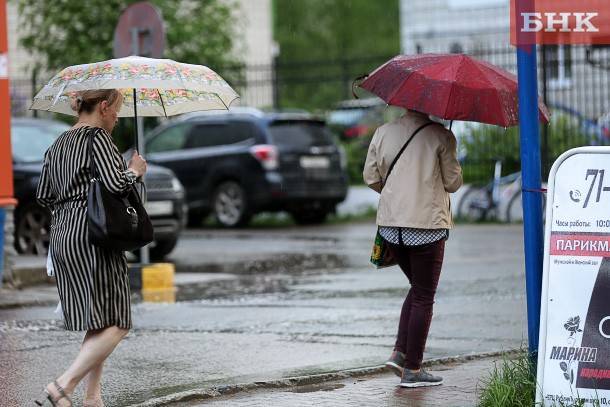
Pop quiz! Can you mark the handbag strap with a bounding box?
[87,128,101,181]
[384,122,436,184]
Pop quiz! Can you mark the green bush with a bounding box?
[342,134,373,185]
[460,114,592,184]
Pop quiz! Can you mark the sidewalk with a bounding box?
[160,355,500,407]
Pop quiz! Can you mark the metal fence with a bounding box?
[9,45,610,183]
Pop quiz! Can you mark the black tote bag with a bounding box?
[87,130,153,251]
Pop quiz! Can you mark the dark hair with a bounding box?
[70,89,122,114]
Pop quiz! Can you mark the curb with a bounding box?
[130,348,522,406]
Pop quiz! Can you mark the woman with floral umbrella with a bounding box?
[31,56,238,406]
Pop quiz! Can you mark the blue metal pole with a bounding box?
[516,45,544,357]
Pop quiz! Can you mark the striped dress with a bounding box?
[36,126,136,331]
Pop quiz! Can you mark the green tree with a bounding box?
[16,0,240,72]
[273,0,400,110]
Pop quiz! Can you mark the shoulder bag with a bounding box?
[87,130,154,251]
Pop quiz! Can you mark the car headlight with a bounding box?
[171,177,184,193]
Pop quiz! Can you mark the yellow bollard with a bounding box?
[141,263,176,303]
[141,287,177,303]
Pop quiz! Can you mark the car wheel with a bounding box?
[150,237,179,261]
[15,204,51,255]
[505,191,547,224]
[213,181,251,227]
[457,186,489,222]
[291,209,330,225]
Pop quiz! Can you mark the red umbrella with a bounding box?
[359,53,550,127]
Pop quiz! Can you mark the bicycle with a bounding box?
[458,160,510,222]
[457,160,546,223]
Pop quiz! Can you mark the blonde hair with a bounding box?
[70,89,122,114]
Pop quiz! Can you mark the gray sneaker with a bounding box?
[399,369,443,388]
[384,351,406,377]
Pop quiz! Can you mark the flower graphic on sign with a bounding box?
[564,316,583,337]
[558,316,584,386]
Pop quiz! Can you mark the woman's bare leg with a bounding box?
[83,362,104,406]
[46,326,128,405]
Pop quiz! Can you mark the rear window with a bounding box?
[327,109,367,127]
[268,121,334,148]
[186,121,255,148]
[12,123,69,163]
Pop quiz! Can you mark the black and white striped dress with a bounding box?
[36,126,137,331]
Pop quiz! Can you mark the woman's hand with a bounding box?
[128,151,147,178]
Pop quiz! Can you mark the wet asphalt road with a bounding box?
[0,222,526,406]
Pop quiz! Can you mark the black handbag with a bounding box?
[87,130,153,251]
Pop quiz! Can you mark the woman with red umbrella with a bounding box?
[363,108,462,387]
[361,53,549,387]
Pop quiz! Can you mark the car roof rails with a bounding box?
[175,106,266,122]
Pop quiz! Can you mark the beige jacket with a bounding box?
[363,111,463,229]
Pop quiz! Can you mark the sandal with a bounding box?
[34,381,73,406]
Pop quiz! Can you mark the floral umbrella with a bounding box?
[31,55,239,117]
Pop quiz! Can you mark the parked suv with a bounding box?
[11,118,186,260]
[327,98,404,140]
[145,108,349,227]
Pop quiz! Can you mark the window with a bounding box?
[545,45,572,88]
[268,121,334,149]
[147,124,190,153]
[11,123,68,163]
[186,121,255,149]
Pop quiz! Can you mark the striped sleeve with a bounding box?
[36,150,56,207]
[92,128,136,194]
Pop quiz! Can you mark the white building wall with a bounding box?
[7,2,38,113]
[232,0,275,108]
[400,0,509,55]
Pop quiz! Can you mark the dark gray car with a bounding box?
[145,109,349,227]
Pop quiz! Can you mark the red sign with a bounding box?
[550,233,610,257]
[0,0,16,207]
[511,0,610,45]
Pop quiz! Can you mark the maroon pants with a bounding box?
[388,239,445,370]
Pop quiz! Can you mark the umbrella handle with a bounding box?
[133,88,139,153]
[351,74,369,99]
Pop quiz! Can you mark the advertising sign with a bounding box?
[538,147,610,406]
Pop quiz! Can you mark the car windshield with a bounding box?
[11,123,70,163]
[327,109,367,126]
[268,121,334,148]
